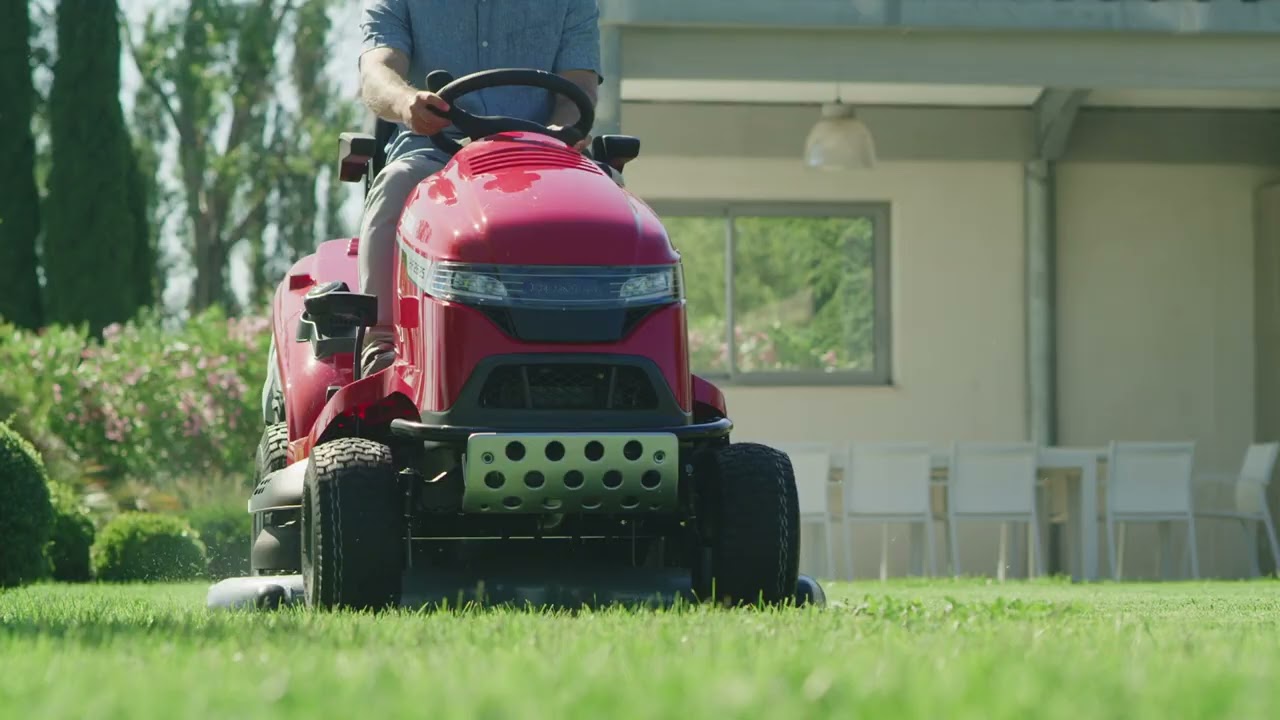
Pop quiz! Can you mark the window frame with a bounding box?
[652,200,893,387]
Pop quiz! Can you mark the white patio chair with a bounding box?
[776,443,836,580]
[1105,441,1199,580]
[1193,442,1280,577]
[844,442,937,580]
[947,442,1043,580]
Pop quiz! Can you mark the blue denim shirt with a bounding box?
[360,0,602,163]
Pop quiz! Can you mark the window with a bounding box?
[658,202,891,385]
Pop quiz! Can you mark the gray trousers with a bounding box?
[358,151,450,327]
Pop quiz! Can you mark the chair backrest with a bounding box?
[845,443,933,517]
[776,443,832,517]
[1106,441,1196,516]
[1235,442,1279,515]
[948,442,1039,516]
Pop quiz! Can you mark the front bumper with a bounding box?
[389,416,732,443]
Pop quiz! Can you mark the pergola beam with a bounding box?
[600,0,1280,35]
[619,28,1280,91]
[1035,89,1090,162]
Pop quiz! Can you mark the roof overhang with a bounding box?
[600,0,1280,104]
[600,0,1280,35]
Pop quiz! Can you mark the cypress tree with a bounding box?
[0,0,44,329]
[43,0,152,333]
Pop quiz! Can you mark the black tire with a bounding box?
[693,442,801,606]
[255,422,290,479]
[300,438,404,610]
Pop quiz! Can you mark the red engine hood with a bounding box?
[398,133,677,267]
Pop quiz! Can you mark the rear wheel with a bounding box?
[693,442,800,606]
[301,438,404,610]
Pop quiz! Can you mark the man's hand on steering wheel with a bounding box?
[422,69,595,156]
[399,90,452,136]
[547,124,591,153]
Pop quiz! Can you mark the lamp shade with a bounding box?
[804,103,876,170]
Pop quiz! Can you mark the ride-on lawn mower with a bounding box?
[208,69,825,611]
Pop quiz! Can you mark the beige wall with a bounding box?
[1057,164,1269,472]
[1055,163,1277,579]
[627,157,1029,447]
[622,105,1280,580]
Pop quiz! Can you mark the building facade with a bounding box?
[599,0,1280,579]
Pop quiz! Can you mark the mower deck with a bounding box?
[206,571,827,611]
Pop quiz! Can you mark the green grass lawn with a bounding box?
[1,579,1277,719]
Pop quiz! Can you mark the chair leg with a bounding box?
[1031,511,1046,578]
[1263,510,1280,576]
[823,520,837,581]
[1107,514,1119,581]
[998,522,1009,582]
[1159,521,1176,580]
[1186,514,1200,580]
[1117,521,1127,580]
[879,523,889,582]
[925,517,939,577]
[949,515,961,578]
[1242,519,1261,578]
[843,516,856,582]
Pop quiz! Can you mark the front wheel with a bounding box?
[300,438,404,610]
[693,442,801,606]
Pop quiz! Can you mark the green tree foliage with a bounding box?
[43,0,152,334]
[664,214,879,375]
[0,422,54,588]
[126,0,356,313]
[0,0,44,329]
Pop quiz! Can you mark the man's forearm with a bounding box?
[550,70,599,127]
[360,50,416,123]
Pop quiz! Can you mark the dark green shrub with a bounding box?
[91,512,206,582]
[184,503,251,579]
[45,482,95,582]
[0,423,53,587]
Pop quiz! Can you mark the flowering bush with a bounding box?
[0,308,271,506]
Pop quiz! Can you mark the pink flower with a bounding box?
[52,383,63,402]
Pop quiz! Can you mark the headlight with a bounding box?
[414,261,683,309]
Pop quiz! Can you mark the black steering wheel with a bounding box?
[423,68,595,156]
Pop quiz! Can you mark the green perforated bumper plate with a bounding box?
[462,432,680,514]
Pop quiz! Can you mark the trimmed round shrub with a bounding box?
[91,512,207,582]
[0,423,53,587]
[184,503,251,579]
[45,482,95,582]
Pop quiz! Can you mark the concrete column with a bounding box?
[596,25,623,137]
[1025,159,1057,446]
